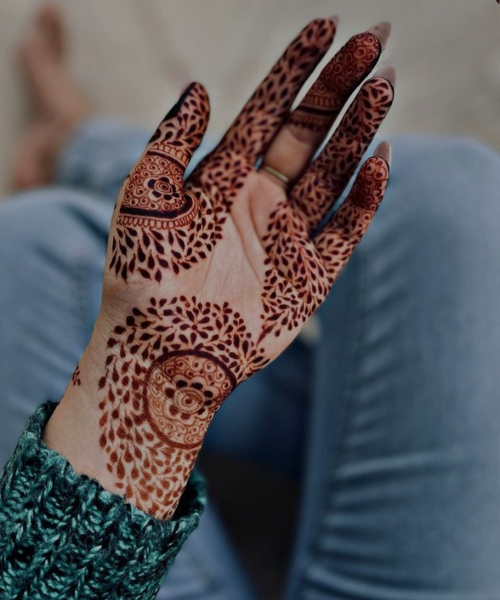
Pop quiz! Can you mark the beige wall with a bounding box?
[0,0,498,194]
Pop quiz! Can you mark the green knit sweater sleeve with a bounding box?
[0,402,206,600]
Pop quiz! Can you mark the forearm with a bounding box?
[0,402,206,600]
[43,306,207,521]
[0,13,394,598]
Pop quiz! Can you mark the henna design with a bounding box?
[98,157,389,519]
[71,364,81,387]
[109,83,210,281]
[255,79,393,338]
[314,157,390,273]
[214,18,337,163]
[119,157,197,228]
[259,203,327,340]
[95,20,393,520]
[259,156,390,340]
[98,296,267,518]
[348,157,389,212]
[291,76,394,232]
[108,19,336,284]
[177,18,337,273]
[145,351,236,448]
[288,32,381,133]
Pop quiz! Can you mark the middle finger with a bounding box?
[260,22,390,188]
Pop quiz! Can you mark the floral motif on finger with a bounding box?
[288,32,381,132]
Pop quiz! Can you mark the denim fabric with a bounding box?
[0,117,499,599]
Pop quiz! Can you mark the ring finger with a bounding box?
[259,21,391,188]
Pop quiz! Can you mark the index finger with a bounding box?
[216,17,338,163]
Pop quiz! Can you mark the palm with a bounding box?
[106,156,319,394]
[95,18,393,517]
[184,168,318,357]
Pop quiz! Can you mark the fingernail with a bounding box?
[373,65,396,85]
[374,141,392,167]
[368,21,391,50]
[179,81,194,94]
[164,83,196,120]
[330,15,340,27]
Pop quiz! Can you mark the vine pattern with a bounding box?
[95,20,392,519]
[98,296,268,517]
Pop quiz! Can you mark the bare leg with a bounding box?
[13,3,89,190]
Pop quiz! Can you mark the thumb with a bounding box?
[148,82,210,170]
[110,83,210,282]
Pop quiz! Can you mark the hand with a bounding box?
[48,18,394,519]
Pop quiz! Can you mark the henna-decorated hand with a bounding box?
[47,18,394,519]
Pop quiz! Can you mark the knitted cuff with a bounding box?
[0,402,206,600]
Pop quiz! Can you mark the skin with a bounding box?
[14,4,88,189]
[41,14,395,520]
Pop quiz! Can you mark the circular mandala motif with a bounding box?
[144,350,236,449]
[119,153,198,228]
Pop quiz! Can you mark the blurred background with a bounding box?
[0,2,498,598]
[0,0,499,197]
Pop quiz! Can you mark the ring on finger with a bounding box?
[259,163,291,186]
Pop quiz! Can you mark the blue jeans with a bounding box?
[1,118,500,600]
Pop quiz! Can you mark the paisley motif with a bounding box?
[119,152,198,229]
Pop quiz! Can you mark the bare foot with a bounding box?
[13,3,89,190]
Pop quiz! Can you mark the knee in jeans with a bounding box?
[377,135,500,261]
[0,188,106,259]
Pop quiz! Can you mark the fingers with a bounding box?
[261,23,389,186]
[117,82,209,225]
[290,22,390,131]
[314,143,390,281]
[110,83,210,282]
[146,82,210,171]
[291,68,395,233]
[218,17,337,163]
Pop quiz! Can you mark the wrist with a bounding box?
[43,341,112,488]
[44,322,213,520]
